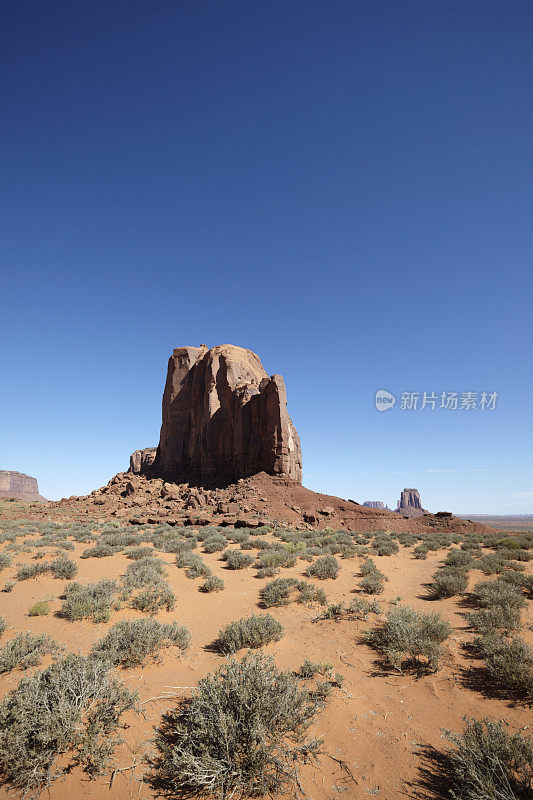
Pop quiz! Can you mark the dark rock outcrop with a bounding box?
[132,344,302,486]
[129,447,157,474]
[396,488,427,518]
[0,470,47,503]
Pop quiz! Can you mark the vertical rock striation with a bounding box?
[131,344,302,486]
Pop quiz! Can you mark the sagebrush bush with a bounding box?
[428,567,469,599]
[299,659,333,678]
[0,552,12,570]
[444,716,533,800]
[465,606,521,635]
[413,544,428,559]
[175,551,212,578]
[15,561,50,581]
[0,654,137,795]
[203,535,228,554]
[478,634,533,700]
[222,549,254,570]
[123,556,166,588]
[305,555,339,580]
[0,617,6,637]
[126,546,154,560]
[321,597,381,620]
[368,605,451,672]
[200,574,225,593]
[444,549,474,568]
[130,582,176,614]
[359,571,386,594]
[28,599,51,616]
[2,580,15,593]
[0,632,61,673]
[50,555,78,579]
[259,577,326,607]
[147,653,323,799]
[60,579,118,622]
[215,613,284,653]
[255,548,296,572]
[471,579,526,610]
[91,619,190,668]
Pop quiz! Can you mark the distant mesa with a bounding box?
[395,488,427,518]
[128,344,302,487]
[363,500,390,510]
[0,470,47,503]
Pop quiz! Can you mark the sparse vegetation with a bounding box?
[0,632,61,673]
[200,574,225,593]
[0,654,137,795]
[147,653,324,799]
[130,583,177,613]
[368,605,451,672]
[215,613,284,653]
[28,599,51,616]
[222,549,255,570]
[60,579,118,622]
[259,577,326,607]
[471,579,526,610]
[444,716,533,800]
[91,619,190,668]
[428,566,469,599]
[305,555,339,579]
[299,659,333,678]
[50,555,78,579]
[0,617,6,637]
[0,552,12,570]
[477,634,533,700]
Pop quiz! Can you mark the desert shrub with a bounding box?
[444,716,533,800]
[203,535,228,554]
[147,653,323,799]
[321,597,380,620]
[130,583,177,614]
[50,555,78,579]
[0,552,12,570]
[222,549,255,570]
[175,551,212,578]
[413,544,428,559]
[28,599,51,616]
[444,549,474,568]
[359,571,386,594]
[122,556,166,588]
[478,634,533,700]
[126,546,154,560]
[476,552,509,575]
[360,557,380,575]
[428,567,469,599]
[0,617,6,637]
[305,555,339,580]
[255,548,296,572]
[91,619,190,668]
[80,543,117,558]
[200,574,225,593]
[215,613,284,653]
[0,632,61,673]
[60,579,118,622]
[260,577,326,607]
[2,580,15,593]
[465,606,522,635]
[0,654,137,795]
[471,579,526,610]
[373,537,399,556]
[299,659,333,678]
[15,561,50,581]
[368,605,451,672]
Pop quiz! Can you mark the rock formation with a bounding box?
[363,500,389,510]
[129,448,157,474]
[131,344,302,486]
[396,488,426,518]
[0,470,47,502]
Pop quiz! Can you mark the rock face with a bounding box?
[129,448,157,474]
[0,470,46,502]
[133,345,302,486]
[396,488,426,517]
[363,500,388,510]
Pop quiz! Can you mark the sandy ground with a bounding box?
[0,532,531,800]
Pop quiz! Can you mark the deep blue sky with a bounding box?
[1,1,532,511]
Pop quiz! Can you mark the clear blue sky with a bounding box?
[1,1,532,512]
